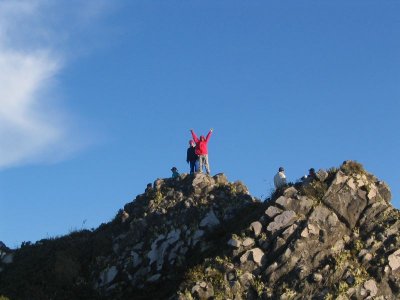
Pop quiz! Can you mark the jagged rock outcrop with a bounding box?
[177,161,400,300]
[0,161,399,300]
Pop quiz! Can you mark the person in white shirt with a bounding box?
[274,167,287,189]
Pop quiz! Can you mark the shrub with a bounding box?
[340,161,365,176]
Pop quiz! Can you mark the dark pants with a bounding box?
[189,160,199,174]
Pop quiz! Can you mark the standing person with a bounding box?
[186,140,199,174]
[190,128,213,175]
[274,167,287,189]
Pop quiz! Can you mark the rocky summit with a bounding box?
[1,161,400,300]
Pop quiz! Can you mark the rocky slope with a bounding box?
[0,161,399,300]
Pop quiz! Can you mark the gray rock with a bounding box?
[300,227,309,238]
[166,229,181,244]
[265,262,278,276]
[213,173,228,185]
[388,249,400,271]
[1,253,13,264]
[323,172,368,229]
[276,196,313,216]
[148,230,182,271]
[192,229,205,246]
[376,181,391,202]
[227,238,242,248]
[301,223,320,238]
[273,237,287,251]
[191,282,214,299]
[242,237,255,248]
[282,224,298,239]
[267,211,297,234]
[265,206,283,219]
[192,173,215,191]
[240,248,265,267]
[250,248,266,266]
[276,196,291,208]
[313,273,323,282]
[239,272,254,288]
[363,279,378,297]
[199,210,220,229]
[283,187,298,198]
[249,221,263,237]
[233,180,249,194]
[154,178,164,190]
[316,169,328,182]
[147,273,161,282]
[367,185,378,200]
[131,251,142,268]
[362,252,373,263]
[98,266,118,287]
[168,241,184,262]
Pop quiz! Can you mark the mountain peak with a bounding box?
[1,162,399,300]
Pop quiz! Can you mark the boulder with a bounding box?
[265,206,283,219]
[323,172,368,229]
[199,210,220,229]
[316,169,328,182]
[240,248,265,267]
[192,229,205,246]
[191,281,214,299]
[98,266,118,288]
[283,187,298,198]
[388,249,400,271]
[363,279,378,297]
[147,273,161,282]
[213,173,228,185]
[239,272,254,289]
[227,238,241,248]
[1,253,14,264]
[267,211,297,234]
[242,238,255,248]
[313,273,323,282]
[249,221,263,237]
[276,196,313,216]
[376,181,391,202]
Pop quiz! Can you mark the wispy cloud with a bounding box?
[0,0,110,169]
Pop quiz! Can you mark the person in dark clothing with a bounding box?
[171,167,180,178]
[186,140,199,174]
[302,168,318,185]
[308,168,317,180]
[145,183,153,194]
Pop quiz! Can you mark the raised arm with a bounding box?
[205,128,213,142]
[190,129,199,143]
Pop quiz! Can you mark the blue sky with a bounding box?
[0,0,399,248]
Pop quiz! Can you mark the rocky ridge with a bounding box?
[176,162,400,299]
[0,161,399,300]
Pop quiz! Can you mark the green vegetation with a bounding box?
[0,229,109,300]
[298,180,328,202]
[340,161,365,176]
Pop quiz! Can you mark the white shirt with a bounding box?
[274,171,287,189]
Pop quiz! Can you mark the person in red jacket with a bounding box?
[190,128,213,174]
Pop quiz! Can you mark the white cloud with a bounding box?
[0,0,110,169]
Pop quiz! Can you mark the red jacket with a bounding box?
[191,130,212,155]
